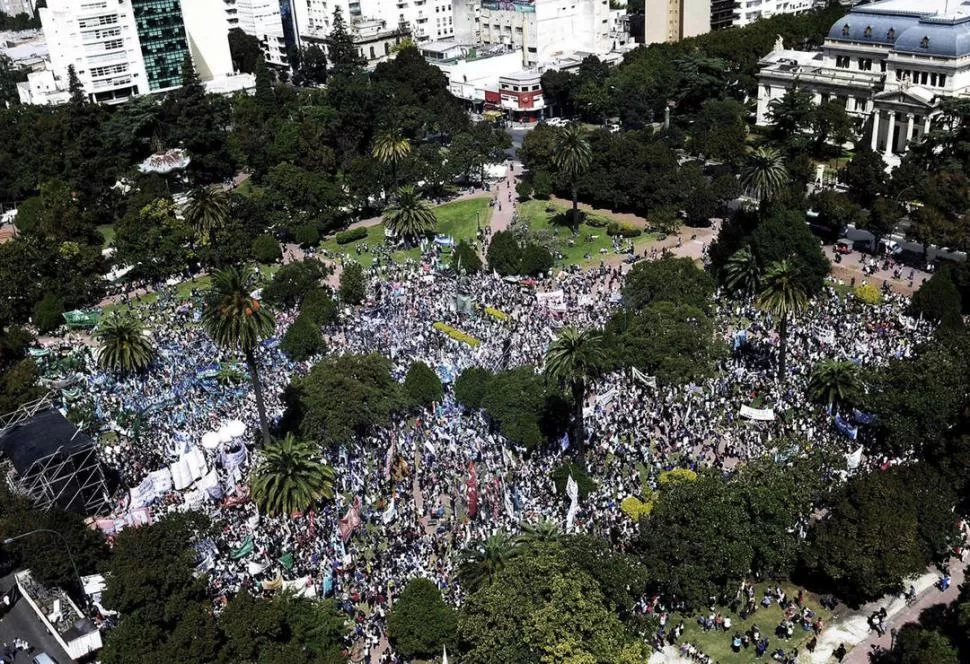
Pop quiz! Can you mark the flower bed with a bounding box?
[433,322,481,348]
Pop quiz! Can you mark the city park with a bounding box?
[0,5,968,664]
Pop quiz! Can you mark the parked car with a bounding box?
[835,238,853,255]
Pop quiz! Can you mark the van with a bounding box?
[32,654,58,664]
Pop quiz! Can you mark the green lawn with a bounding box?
[515,199,657,268]
[672,581,832,662]
[233,179,261,197]
[97,224,115,248]
[319,196,491,268]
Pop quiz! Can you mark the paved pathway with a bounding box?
[836,557,966,664]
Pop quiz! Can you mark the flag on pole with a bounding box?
[566,474,579,532]
[338,496,362,542]
[466,462,479,518]
[503,486,515,520]
[382,499,397,525]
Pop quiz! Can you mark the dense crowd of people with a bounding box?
[37,250,934,661]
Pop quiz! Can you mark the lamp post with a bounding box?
[2,529,83,597]
[890,627,898,651]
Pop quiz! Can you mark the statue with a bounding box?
[773,35,784,52]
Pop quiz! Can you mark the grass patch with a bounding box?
[319,196,491,268]
[673,581,832,663]
[233,179,261,197]
[97,224,115,248]
[515,200,657,268]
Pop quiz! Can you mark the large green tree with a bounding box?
[286,353,400,445]
[804,464,959,605]
[383,185,436,244]
[755,259,809,382]
[203,267,276,446]
[621,255,714,311]
[95,314,155,374]
[458,542,649,664]
[388,578,458,659]
[251,434,336,516]
[553,124,592,231]
[544,327,606,461]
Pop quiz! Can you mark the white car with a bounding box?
[546,117,568,127]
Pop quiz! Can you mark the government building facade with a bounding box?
[756,0,970,163]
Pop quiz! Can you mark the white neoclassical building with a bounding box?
[756,0,970,163]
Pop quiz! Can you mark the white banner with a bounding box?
[536,290,564,306]
[566,475,579,533]
[740,405,775,421]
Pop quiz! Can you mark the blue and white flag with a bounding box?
[834,415,858,440]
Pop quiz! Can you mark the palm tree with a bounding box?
[723,246,762,295]
[203,267,276,446]
[184,187,229,262]
[514,519,561,547]
[372,129,411,191]
[383,185,437,245]
[544,327,606,462]
[808,359,862,414]
[740,147,788,205]
[755,260,808,382]
[552,124,592,231]
[251,434,336,516]
[456,532,518,592]
[95,314,155,373]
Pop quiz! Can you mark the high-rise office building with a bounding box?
[130,0,189,91]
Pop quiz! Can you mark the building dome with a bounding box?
[894,19,970,58]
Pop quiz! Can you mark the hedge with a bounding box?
[335,226,368,245]
[854,283,882,305]
[433,322,481,347]
[484,306,509,321]
[607,220,642,238]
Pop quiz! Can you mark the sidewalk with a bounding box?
[647,557,967,664]
[836,558,966,664]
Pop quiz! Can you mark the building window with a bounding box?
[939,74,947,86]
[921,36,930,49]
[841,24,850,37]
[835,56,850,68]
[863,26,872,39]
[887,28,895,42]
[931,72,937,86]
[858,58,872,71]
[880,60,887,72]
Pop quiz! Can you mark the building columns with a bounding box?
[845,95,854,112]
[924,115,932,135]
[884,111,896,156]
[871,110,880,150]
[905,113,915,151]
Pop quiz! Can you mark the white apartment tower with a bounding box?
[37,0,149,103]
[20,0,243,105]
[733,0,817,29]
[0,0,34,16]
[225,0,290,66]
[454,0,616,66]
[289,0,450,45]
